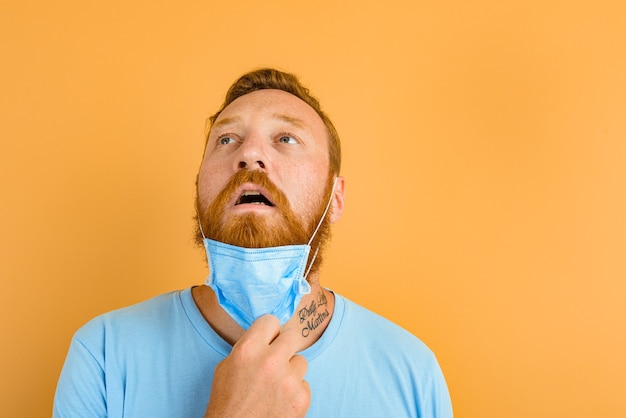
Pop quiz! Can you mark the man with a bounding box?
[54,68,453,417]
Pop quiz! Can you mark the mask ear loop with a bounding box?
[307,177,338,247]
[303,247,320,281]
[303,177,338,280]
[197,214,207,240]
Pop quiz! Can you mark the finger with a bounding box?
[289,353,309,378]
[269,326,303,357]
[295,379,312,417]
[237,314,281,347]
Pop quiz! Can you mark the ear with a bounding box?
[329,176,346,224]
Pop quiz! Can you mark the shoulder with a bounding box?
[314,294,453,416]
[332,294,442,378]
[339,295,433,353]
[73,290,185,347]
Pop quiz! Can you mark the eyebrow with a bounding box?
[272,113,308,129]
[211,113,310,131]
[212,116,242,129]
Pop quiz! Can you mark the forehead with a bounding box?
[213,89,328,139]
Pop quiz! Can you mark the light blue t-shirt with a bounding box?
[54,288,453,417]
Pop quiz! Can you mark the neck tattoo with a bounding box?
[298,291,330,338]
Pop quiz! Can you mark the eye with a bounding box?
[218,136,235,145]
[278,134,298,144]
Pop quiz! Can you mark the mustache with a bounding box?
[198,169,309,249]
[205,170,291,219]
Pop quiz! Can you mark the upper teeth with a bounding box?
[241,191,261,196]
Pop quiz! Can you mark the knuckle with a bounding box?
[231,338,256,361]
[292,354,308,370]
[212,358,230,381]
[292,381,311,415]
[252,314,280,332]
[260,313,280,328]
[281,374,304,396]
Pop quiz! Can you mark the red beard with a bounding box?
[197,170,334,274]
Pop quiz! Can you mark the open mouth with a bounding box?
[235,191,274,207]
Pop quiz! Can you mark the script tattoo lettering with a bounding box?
[301,309,329,338]
[299,291,330,337]
[317,291,328,308]
[298,300,317,324]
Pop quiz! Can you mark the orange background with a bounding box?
[2,1,625,417]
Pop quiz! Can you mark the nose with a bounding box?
[235,134,268,171]
[238,160,265,170]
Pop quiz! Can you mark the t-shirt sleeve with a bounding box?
[53,326,107,418]
[418,352,454,418]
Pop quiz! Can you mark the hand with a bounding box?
[204,315,311,418]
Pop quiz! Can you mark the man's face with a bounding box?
[196,89,338,249]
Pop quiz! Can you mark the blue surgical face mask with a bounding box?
[200,178,337,330]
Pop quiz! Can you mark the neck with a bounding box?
[191,272,335,352]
